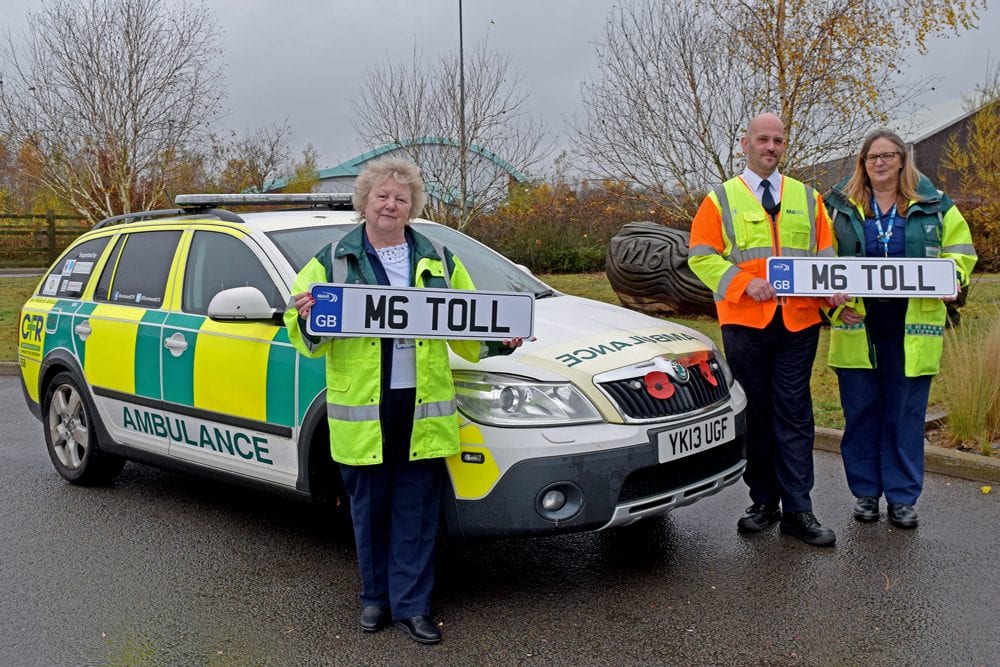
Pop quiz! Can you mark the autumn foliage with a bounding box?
[943,80,1000,271]
[464,180,684,274]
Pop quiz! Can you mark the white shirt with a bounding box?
[740,167,783,206]
[376,242,417,389]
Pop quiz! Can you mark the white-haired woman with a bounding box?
[286,157,523,644]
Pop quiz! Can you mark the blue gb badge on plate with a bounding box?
[308,285,345,334]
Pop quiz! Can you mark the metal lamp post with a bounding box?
[458,0,467,223]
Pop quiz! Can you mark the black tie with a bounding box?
[761,179,779,217]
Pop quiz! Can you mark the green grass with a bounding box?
[7,271,1000,432]
[1,276,40,364]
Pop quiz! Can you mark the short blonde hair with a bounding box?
[844,129,920,216]
[352,156,427,220]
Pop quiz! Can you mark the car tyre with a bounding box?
[42,371,125,485]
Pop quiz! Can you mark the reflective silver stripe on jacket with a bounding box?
[728,247,772,263]
[426,237,452,288]
[714,185,737,246]
[715,265,742,301]
[414,399,457,420]
[302,333,328,353]
[327,403,380,422]
[689,244,720,257]
[943,243,977,256]
[804,184,817,249]
[327,399,457,422]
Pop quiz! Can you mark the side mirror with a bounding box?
[207,286,280,321]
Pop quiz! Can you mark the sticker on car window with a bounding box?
[42,275,60,296]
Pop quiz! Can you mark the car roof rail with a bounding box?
[174,193,354,210]
[93,209,187,229]
[91,193,355,230]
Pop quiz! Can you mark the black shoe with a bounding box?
[394,615,442,645]
[359,605,388,633]
[737,503,781,533]
[888,503,918,529]
[853,496,880,522]
[780,511,836,546]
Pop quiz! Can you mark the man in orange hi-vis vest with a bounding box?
[688,112,848,547]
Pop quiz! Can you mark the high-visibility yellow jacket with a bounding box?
[285,223,508,465]
[688,175,836,331]
[824,175,977,376]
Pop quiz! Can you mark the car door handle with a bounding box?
[74,320,92,341]
[164,332,189,357]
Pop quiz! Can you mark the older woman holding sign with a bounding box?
[286,157,523,644]
[824,129,976,529]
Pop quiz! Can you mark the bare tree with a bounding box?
[575,0,983,221]
[0,0,225,224]
[351,43,551,229]
[217,122,293,194]
[574,1,755,220]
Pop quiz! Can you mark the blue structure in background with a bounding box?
[267,137,527,206]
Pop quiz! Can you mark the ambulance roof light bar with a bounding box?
[174,193,354,209]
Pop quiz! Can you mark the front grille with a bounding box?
[598,364,731,420]
[618,439,744,503]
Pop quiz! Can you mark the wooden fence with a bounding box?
[0,211,90,267]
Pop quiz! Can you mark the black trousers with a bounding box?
[722,312,820,512]
[339,387,443,620]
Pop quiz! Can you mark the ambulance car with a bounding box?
[18,194,747,538]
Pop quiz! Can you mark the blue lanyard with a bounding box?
[871,195,897,257]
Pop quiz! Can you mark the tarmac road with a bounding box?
[1,375,997,666]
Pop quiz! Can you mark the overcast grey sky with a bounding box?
[4,0,998,173]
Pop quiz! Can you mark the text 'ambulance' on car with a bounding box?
[18,193,747,537]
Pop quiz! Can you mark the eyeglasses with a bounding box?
[864,151,901,164]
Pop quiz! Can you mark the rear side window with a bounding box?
[94,230,181,308]
[182,231,283,314]
[39,236,112,299]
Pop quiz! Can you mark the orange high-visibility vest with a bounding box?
[688,175,835,331]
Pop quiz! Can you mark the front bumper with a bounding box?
[442,409,746,538]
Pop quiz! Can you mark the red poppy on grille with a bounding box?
[644,371,675,399]
[698,359,718,386]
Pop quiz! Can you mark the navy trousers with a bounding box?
[836,300,932,505]
[339,388,444,620]
[722,312,820,512]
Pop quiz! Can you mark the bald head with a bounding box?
[742,113,786,178]
[747,113,784,137]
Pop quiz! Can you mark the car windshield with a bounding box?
[267,222,556,296]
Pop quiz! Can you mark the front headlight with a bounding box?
[452,371,602,427]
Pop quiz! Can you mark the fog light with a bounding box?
[535,482,584,523]
[541,489,566,512]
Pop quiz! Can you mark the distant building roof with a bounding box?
[890,98,975,144]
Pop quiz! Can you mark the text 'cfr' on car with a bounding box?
[18,193,747,538]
